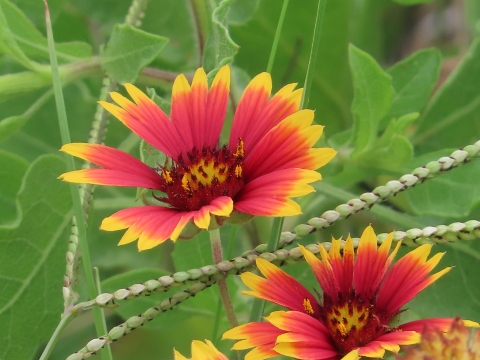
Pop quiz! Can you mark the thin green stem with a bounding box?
[38,311,74,360]
[212,226,238,341]
[190,0,209,65]
[44,3,111,360]
[301,0,327,109]
[266,0,290,73]
[209,229,239,329]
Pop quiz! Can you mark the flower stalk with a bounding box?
[210,228,239,328]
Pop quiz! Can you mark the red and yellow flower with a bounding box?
[398,317,480,360]
[174,340,228,360]
[223,225,478,359]
[59,65,335,250]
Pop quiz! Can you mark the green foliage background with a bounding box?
[0,0,479,359]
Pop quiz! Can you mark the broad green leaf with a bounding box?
[349,44,394,156]
[375,112,419,150]
[10,0,67,27]
[172,231,214,270]
[0,0,37,69]
[203,0,240,72]
[406,241,480,323]
[385,48,442,123]
[101,24,169,83]
[228,0,259,25]
[400,150,480,217]
[0,155,71,360]
[0,0,91,65]
[0,115,28,142]
[0,150,28,225]
[367,135,413,171]
[413,38,480,154]
[0,89,53,141]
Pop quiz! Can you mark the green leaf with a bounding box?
[228,0,259,25]
[203,0,240,72]
[101,24,169,83]
[101,266,216,330]
[0,150,28,225]
[367,135,413,171]
[377,113,418,147]
[0,155,71,360]
[413,38,480,154]
[172,231,214,270]
[349,44,394,156]
[385,48,442,123]
[401,150,480,217]
[0,0,37,69]
[0,0,91,65]
[0,89,53,141]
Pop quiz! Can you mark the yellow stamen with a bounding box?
[235,165,242,178]
[234,139,244,158]
[181,174,190,192]
[303,298,314,315]
[162,170,173,184]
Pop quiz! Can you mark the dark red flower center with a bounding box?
[318,292,395,355]
[155,140,245,211]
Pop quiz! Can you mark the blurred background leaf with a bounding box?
[0,155,70,360]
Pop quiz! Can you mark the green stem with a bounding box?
[190,0,209,65]
[44,3,111,360]
[209,229,238,329]
[38,311,74,360]
[266,0,290,73]
[212,226,238,341]
[301,0,327,109]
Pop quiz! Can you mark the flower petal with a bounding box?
[100,84,186,159]
[205,65,230,146]
[99,206,188,250]
[399,318,480,333]
[244,109,335,180]
[175,340,228,360]
[230,79,302,155]
[171,66,230,152]
[59,169,163,190]
[223,321,281,359]
[229,72,272,151]
[192,196,233,229]
[358,330,421,358]
[240,258,319,314]
[59,143,163,189]
[300,244,339,299]
[267,311,337,359]
[376,244,451,315]
[234,169,321,216]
